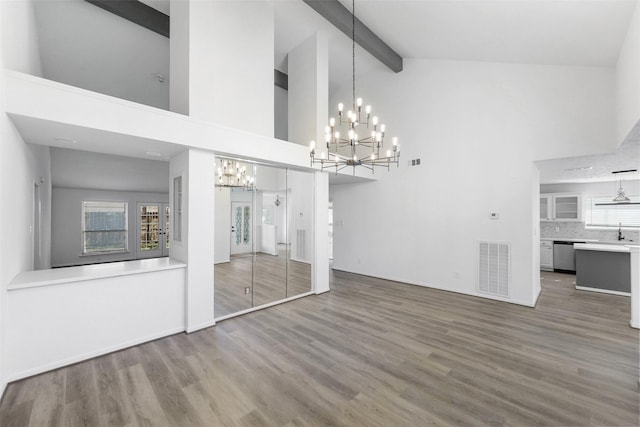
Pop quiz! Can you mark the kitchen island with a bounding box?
[574,243,636,295]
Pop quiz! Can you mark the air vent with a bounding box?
[478,242,510,297]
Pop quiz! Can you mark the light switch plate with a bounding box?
[490,212,499,219]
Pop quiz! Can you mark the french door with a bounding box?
[137,202,170,259]
[231,202,252,255]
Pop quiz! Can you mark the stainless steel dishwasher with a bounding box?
[553,241,583,273]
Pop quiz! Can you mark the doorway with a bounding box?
[231,202,252,255]
[136,202,170,259]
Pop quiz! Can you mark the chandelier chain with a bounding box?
[352,0,356,111]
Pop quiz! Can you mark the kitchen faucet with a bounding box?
[618,222,625,241]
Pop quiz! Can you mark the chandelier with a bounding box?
[216,159,254,189]
[309,0,400,173]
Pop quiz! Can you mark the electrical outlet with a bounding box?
[244,287,251,295]
[411,159,416,166]
[416,158,421,165]
[555,226,560,232]
[490,212,499,220]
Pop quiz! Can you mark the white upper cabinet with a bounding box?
[540,195,552,221]
[540,194,581,222]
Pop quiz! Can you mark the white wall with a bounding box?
[51,148,169,193]
[331,59,616,307]
[288,32,328,147]
[170,149,215,332]
[51,188,169,267]
[0,0,44,395]
[1,0,42,77]
[616,2,640,144]
[172,0,274,137]
[5,268,185,381]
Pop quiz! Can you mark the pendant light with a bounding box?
[309,0,400,174]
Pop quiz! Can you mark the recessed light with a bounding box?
[54,137,76,144]
[145,151,163,157]
[564,166,592,172]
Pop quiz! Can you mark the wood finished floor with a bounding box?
[214,247,312,318]
[1,271,638,426]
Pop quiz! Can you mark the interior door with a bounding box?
[231,202,252,255]
[137,202,169,259]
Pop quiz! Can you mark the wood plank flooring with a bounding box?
[1,271,638,426]
[214,246,312,318]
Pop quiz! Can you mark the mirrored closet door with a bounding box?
[213,157,314,320]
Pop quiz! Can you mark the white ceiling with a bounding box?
[536,120,640,184]
[27,0,640,184]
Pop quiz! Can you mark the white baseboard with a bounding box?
[0,379,7,401]
[215,291,314,322]
[6,327,184,383]
[186,319,216,333]
[330,267,537,307]
[575,286,630,296]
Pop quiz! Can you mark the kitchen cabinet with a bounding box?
[540,194,581,222]
[540,240,553,270]
[540,195,552,221]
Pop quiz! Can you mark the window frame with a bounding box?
[585,196,640,229]
[81,200,129,255]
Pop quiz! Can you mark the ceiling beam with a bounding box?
[86,0,170,37]
[274,70,288,90]
[302,0,403,73]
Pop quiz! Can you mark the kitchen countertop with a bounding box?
[573,243,638,253]
[540,238,599,242]
[8,257,187,291]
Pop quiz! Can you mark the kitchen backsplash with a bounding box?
[540,222,640,242]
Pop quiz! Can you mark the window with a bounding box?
[82,201,128,254]
[173,176,182,242]
[586,197,640,228]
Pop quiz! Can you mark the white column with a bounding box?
[288,32,329,147]
[313,171,329,294]
[169,149,216,332]
[630,246,639,329]
[170,0,274,137]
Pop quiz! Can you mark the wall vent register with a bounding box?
[478,241,510,297]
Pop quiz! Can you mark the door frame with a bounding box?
[136,202,170,259]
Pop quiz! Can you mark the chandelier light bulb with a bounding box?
[392,137,398,146]
[308,0,401,174]
[309,140,316,150]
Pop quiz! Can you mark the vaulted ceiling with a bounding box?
[30,0,640,183]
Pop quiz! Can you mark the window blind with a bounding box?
[587,197,640,228]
